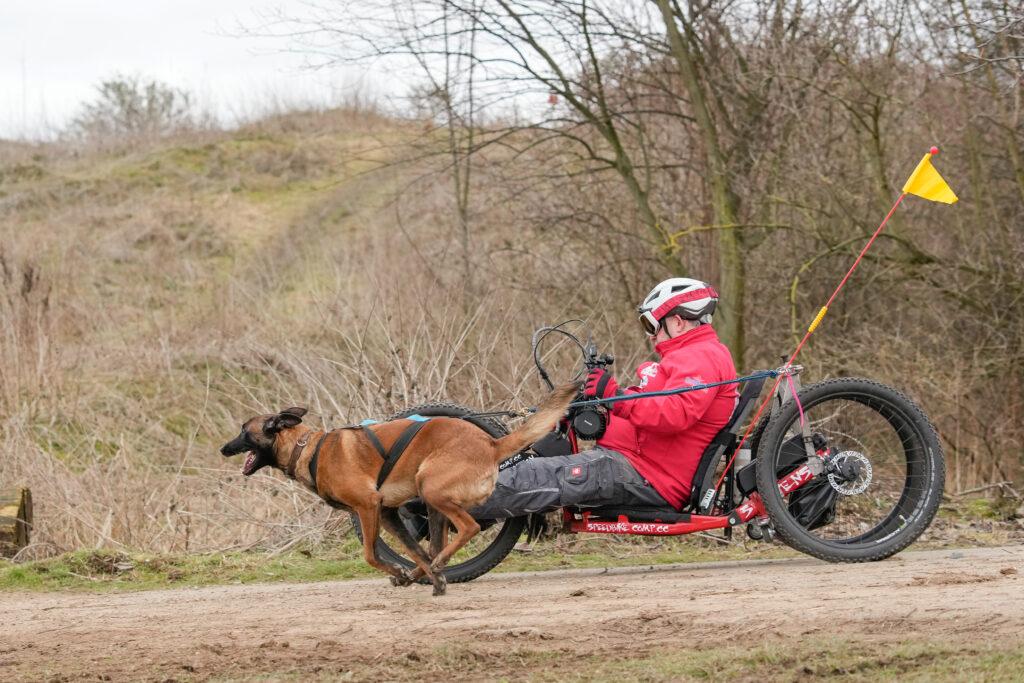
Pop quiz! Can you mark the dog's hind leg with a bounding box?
[399,505,450,589]
[420,499,481,575]
[379,507,445,594]
[427,505,449,559]
[353,498,414,585]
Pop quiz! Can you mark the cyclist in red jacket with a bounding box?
[473,278,738,518]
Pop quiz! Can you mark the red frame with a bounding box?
[560,445,816,537]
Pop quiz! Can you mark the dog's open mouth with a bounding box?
[242,452,260,476]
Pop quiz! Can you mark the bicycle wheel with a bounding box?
[755,377,944,562]
[350,402,527,583]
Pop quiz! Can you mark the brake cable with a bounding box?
[531,319,586,390]
[567,368,784,409]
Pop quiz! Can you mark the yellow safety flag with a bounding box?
[902,147,958,204]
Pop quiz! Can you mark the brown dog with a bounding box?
[219,383,578,594]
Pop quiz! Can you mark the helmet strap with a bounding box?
[661,314,677,339]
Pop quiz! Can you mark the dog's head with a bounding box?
[220,407,308,476]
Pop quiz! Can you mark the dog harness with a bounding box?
[288,417,431,495]
[359,420,430,489]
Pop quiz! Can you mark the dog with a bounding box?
[219,382,578,595]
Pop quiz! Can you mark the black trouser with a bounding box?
[471,446,671,519]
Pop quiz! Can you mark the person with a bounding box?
[472,277,738,519]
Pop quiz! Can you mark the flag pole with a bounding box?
[712,154,927,492]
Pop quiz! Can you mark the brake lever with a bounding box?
[582,334,614,371]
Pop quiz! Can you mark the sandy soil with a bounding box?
[1,546,1022,681]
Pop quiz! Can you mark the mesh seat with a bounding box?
[686,375,766,513]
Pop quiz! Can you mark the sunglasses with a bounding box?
[639,310,662,337]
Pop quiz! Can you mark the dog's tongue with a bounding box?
[242,452,257,476]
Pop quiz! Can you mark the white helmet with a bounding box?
[637,277,718,336]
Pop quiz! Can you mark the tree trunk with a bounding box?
[655,0,745,367]
[0,487,32,557]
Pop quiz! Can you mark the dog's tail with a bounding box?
[493,382,580,462]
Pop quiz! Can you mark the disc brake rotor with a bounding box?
[826,450,873,495]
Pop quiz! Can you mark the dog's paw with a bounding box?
[390,568,416,587]
[432,573,447,597]
[389,574,411,587]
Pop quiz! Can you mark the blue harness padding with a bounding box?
[358,414,427,425]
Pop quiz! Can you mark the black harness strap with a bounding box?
[307,431,332,494]
[362,421,429,489]
[302,420,429,496]
[361,425,387,459]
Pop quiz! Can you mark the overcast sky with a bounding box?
[0,1,373,140]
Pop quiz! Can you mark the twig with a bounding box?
[9,541,59,563]
[696,532,733,546]
[952,481,1019,498]
[267,526,323,557]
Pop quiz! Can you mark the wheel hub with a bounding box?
[826,450,872,495]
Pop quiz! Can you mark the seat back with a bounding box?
[687,376,766,512]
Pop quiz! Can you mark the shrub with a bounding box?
[68,75,199,145]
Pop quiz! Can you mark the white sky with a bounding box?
[0,1,375,140]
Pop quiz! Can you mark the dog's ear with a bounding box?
[265,407,307,433]
[280,407,307,420]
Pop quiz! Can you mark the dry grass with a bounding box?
[0,104,1020,558]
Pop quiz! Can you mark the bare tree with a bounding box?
[68,74,198,144]
[935,1,1024,201]
[256,0,679,262]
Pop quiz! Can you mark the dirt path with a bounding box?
[2,546,1022,681]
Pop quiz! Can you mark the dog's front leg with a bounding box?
[354,497,413,584]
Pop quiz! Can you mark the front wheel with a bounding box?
[351,402,527,583]
[755,378,944,562]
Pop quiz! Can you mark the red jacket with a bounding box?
[597,324,738,509]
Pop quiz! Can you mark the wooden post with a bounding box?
[0,487,32,557]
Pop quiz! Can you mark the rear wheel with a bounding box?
[351,402,526,583]
[755,378,944,562]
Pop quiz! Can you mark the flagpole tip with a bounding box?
[929,146,939,155]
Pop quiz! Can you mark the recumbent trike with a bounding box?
[358,323,945,583]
